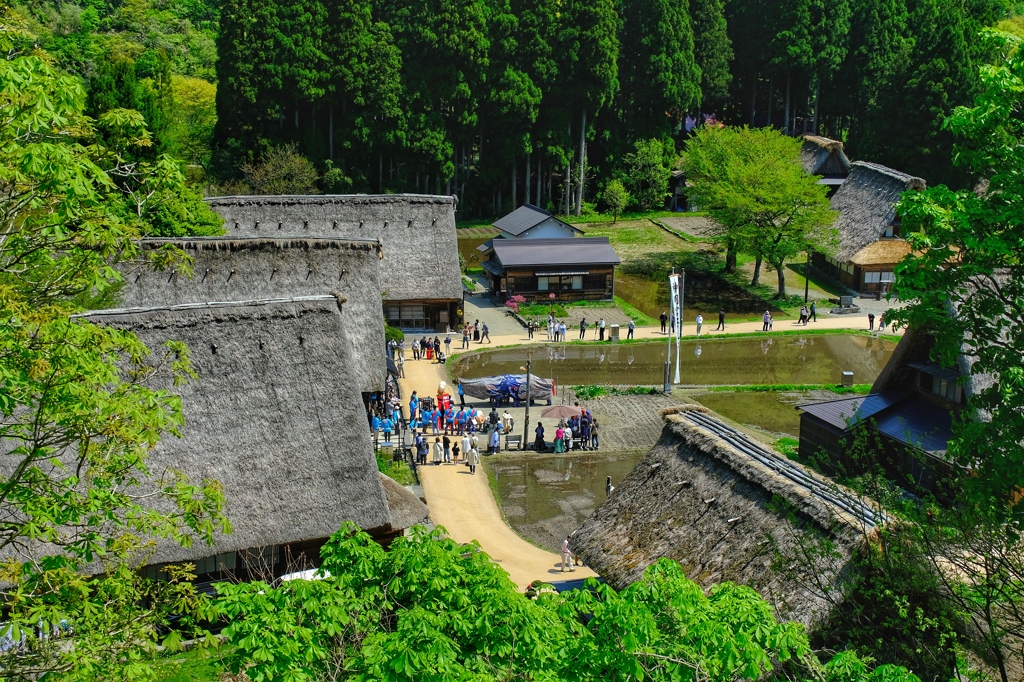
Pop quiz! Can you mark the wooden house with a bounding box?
[478,237,620,302]
[800,135,852,197]
[492,203,583,240]
[811,162,926,295]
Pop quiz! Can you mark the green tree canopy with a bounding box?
[682,126,837,297]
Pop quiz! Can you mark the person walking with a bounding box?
[799,305,808,325]
[442,434,451,463]
[660,311,667,334]
[561,535,575,572]
[461,325,470,349]
[489,426,501,455]
[396,355,405,378]
[868,312,876,331]
[768,314,774,331]
[444,334,452,355]
[481,323,491,343]
[469,441,481,474]
[810,301,817,322]
[534,422,546,452]
[579,318,587,340]
[397,340,405,360]
[432,437,444,465]
[502,409,513,434]
[762,310,771,332]
[415,432,428,465]
[627,319,635,339]
[696,313,703,336]
[716,310,725,331]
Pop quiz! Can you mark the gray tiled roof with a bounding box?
[490,237,620,268]
[492,204,581,236]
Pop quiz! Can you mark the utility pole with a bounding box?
[523,360,532,449]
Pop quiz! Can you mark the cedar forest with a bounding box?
[13,0,1024,215]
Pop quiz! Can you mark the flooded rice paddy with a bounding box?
[476,333,894,549]
[452,334,895,387]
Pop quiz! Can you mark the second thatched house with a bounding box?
[118,237,386,393]
[811,161,926,295]
[800,135,852,196]
[573,407,880,629]
[76,296,428,583]
[206,194,462,332]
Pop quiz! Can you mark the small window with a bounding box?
[881,272,895,283]
[884,225,894,238]
[538,277,549,291]
[864,272,881,284]
[571,276,583,290]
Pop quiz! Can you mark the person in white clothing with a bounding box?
[696,313,704,336]
[561,535,575,572]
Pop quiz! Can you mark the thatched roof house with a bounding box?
[118,237,386,392]
[75,296,428,579]
[812,161,925,295]
[800,135,852,195]
[206,194,462,332]
[573,407,877,629]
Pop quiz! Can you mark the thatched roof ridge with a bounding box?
[118,238,386,391]
[800,135,852,177]
[830,161,926,263]
[572,408,870,628]
[75,297,398,564]
[206,194,461,301]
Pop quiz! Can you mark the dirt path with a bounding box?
[396,354,596,589]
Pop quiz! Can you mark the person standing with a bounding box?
[695,313,703,336]
[396,355,405,378]
[809,301,817,322]
[591,417,600,450]
[397,339,405,360]
[598,318,606,341]
[716,310,725,331]
[554,425,565,453]
[461,433,473,465]
[579,318,587,340]
[563,422,573,451]
[768,314,774,331]
[762,310,771,332]
[659,311,667,333]
[444,334,452,355]
[432,437,443,465]
[527,320,534,339]
[456,406,468,434]
[560,322,567,342]
[868,312,876,331]
[415,432,427,465]
[470,432,480,462]
[502,409,513,434]
[442,434,451,463]
[469,441,481,474]
[669,314,676,335]
[489,427,501,455]
[409,391,419,423]
[534,422,546,452]
[381,415,394,443]
[627,319,635,339]
[473,320,480,341]
[561,535,575,572]
[451,441,460,464]
[546,319,553,341]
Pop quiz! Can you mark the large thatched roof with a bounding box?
[73,297,419,565]
[830,162,926,263]
[118,237,386,392]
[573,407,877,629]
[205,194,461,302]
[800,135,852,178]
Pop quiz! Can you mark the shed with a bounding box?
[478,237,621,302]
[118,237,386,392]
[206,194,462,332]
[492,204,583,240]
[72,296,428,580]
[812,162,925,295]
[572,407,875,630]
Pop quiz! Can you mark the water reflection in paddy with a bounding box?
[452,334,896,387]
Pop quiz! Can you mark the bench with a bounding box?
[505,435,523,451]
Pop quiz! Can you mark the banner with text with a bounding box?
[668,273,682,339]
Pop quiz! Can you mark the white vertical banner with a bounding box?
[668,273,683,339]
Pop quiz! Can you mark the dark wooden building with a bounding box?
[479,237,621,302]
[811,162,925,295]
[796,327,978,499]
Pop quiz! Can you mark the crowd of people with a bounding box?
[533,405,600,453]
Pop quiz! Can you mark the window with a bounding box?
[571,276,583,290]
[880,272,895,283]
[864,271,881,284]
[884,225,894,238]
[538,277,549,291]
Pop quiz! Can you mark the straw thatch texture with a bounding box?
[831,162,926,263]
[573,410,865,628]
[118,238,385,391]
[800,135,852,177]
[848,239,914,266]
[76,297,396,565]
[379,473,429,529]
[206,194,461,302]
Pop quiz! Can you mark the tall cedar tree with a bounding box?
[691,0,733,112]
[616,0,701,140]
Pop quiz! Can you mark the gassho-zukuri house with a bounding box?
[811,161,926,296]
[206,194,463,333]
[478,236,621,302]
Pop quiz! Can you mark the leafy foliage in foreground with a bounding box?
[212,523,920,682]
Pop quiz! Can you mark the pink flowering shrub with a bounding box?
[505,294,527,313]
